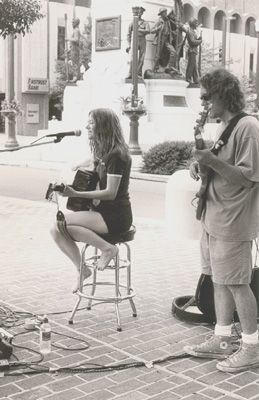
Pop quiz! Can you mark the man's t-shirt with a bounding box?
[202,115,259,241]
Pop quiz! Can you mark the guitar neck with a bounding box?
[194,105,210,150]
[195,135,205,150]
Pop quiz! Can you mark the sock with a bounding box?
[214,324,232,337]
[242,331,259,345]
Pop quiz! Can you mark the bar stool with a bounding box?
[68,225,137,331]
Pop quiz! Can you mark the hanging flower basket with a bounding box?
[0,99,23,120]
[120,96,147,117]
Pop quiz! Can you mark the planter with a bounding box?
[0,110,18,120]
[122,108,146,118]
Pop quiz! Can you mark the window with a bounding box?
[57,26,66,60]
[249,53,254,75]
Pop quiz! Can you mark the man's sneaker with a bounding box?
[184,335,238,359]
[217,342,259,373]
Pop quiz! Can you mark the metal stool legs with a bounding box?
[68,241,137,331]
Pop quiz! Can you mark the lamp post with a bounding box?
[255,19,259,110]
[128,6,141,155]
[123,6,146,156]
[4,35,19,148]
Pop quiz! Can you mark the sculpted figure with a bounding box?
[126,7,150,79]
[185,17,202,85]
[68,18,81,82]
[151,8,178,73]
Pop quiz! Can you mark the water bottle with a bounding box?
[39,315,51,355]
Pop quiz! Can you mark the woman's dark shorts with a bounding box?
[94,203,133,234]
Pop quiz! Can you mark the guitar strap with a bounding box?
[197,112,248,219]
[210,112,248,155]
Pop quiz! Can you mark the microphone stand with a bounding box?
[0,134,65,153]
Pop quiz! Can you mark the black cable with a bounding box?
[51,330,90,351]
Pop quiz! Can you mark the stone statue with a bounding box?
[185,17,202,86]
[151,7,178,73]
[126,7,150,79]
[150,5,186,77]
[68,18,81,82]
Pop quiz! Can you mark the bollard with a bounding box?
[165,169,202,240]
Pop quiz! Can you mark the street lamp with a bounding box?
[122,6,146,155]
[255,19,259,109]
[4,35,19,148]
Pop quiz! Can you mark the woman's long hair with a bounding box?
[200,68,245,114]
[89,108,129,159]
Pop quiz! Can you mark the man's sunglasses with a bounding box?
[200,94,211,102]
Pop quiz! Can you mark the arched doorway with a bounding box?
[197,7,211,28]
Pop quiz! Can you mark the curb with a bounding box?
[0,159,171,183]
[130,171,170,183]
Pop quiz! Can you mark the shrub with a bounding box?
[141,141,194,175]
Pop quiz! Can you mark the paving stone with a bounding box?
[200,387,223,398]
[108,378,145,395]
[11,386,52,400]
[46,375,86,392]
[110,391,148,400]
[0,384,21,398]
[171,381,206,397]
[234,383,259,398]
[138,370,171,384]
[0,195,258,400]
[215,381,239,392]
[138,380,176,396]
[227,372,259,387]
[43,388,85,400]
[15,374,55,390]
[150,391,181,400]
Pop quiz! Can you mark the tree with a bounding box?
[0,0,44,38]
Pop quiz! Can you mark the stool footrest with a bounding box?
[69,240,137,331]
[76,284,135,303]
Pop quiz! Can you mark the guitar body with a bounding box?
[66,169,99,212]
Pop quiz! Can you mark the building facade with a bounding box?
[0,0,258,137]
[0,0,90,136]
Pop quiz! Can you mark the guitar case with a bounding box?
[172,266,259,324]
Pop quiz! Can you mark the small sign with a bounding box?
[26,104,39,124]
[26,77,49,93]
[163,95,187,107]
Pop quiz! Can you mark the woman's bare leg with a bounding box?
[50,211,117,291]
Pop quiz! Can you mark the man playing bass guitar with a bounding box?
[184,68,259,373]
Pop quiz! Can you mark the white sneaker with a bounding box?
[184,335,238,360]
[217,342,259,373]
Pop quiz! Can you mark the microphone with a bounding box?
[46,130,81,138]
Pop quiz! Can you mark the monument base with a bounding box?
[145,79,198,142]
[144,69,184,80]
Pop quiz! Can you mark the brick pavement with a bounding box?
[1,195,259,400]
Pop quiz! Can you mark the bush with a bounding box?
[141,141,194,175]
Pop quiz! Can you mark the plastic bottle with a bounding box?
[39,316,51,355]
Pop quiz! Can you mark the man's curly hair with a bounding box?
[200,68,245,113]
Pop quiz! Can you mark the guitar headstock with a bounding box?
[194,102,211,138]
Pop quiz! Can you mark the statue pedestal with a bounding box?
[145,79,198,143]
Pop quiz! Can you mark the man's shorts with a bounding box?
[200,229,253,285]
